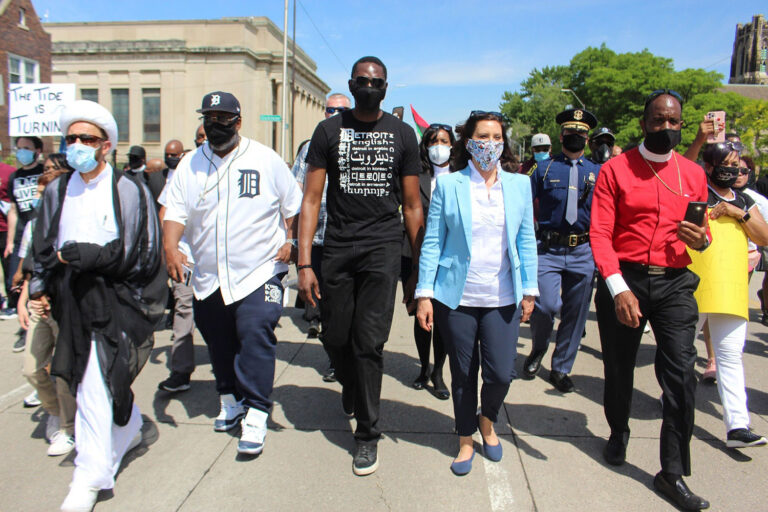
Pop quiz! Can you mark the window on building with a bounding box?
[142,88,161,142]
[81,89,98,102]
[8,54,38,84]
[18,8,26,27]
[112,89,129,142]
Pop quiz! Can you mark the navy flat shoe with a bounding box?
[482,438,503,462]
[450,450,475,476]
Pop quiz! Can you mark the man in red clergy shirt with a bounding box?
[590,90,710,512]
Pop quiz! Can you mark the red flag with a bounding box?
[410,104,429,137]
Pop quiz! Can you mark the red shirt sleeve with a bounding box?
[590,159,621,279]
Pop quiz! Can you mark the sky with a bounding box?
[33,0,766,133]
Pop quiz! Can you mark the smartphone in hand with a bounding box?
[182,264,193,286]
[684,201,707,226]
[705,111,726,144]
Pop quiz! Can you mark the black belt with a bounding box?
[620,261,686,277]
[539,230,590,247]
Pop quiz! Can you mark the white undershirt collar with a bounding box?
[639,142,672,162]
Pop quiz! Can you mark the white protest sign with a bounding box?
[8,83,75,136]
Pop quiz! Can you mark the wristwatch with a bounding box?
[738,211,751,224]
[288,238,298,247]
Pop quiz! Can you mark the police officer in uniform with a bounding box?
[588,127,616,166]
[523,108,600,392]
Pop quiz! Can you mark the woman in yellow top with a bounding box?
[689,140,768,448]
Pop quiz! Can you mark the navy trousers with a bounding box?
[530,242,594,374]
[434,301,520,436]
[193,274,284,414]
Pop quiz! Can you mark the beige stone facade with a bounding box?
[45,17,330,162]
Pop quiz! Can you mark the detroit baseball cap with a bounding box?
[590,127,615,141]
[197,91,241,114]
[531,133,551,147]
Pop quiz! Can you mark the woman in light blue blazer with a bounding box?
[416,111,538,476]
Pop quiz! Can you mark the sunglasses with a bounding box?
[737,167,750,175]
[64,133,103,145]
[470,110,504,120]
[200,114,240,124]
[644,89,684,108]
[352,76,386,89]
[428,123,453,133]
[725,140,745,153]
[325,106,349,115]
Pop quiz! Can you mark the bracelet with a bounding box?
[297,264,312,270]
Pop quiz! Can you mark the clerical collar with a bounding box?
[639,142,672,162]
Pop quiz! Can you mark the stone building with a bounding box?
[45,17,330,162]
[0,0,52,157]
[729,14,768,85]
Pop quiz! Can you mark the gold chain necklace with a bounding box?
[641,152,682,196]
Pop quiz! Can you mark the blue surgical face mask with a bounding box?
[66,143,99,174]
[16,148,36,166]
[533,151,550,163]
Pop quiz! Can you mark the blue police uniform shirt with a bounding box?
[530,153,600,233]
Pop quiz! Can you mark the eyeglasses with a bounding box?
[470,110,503,119]
[737,167,750,175]
[644,89,685,108]
[325,106,349,115]
[352,76,386,89]
[200,114,240,124]
[428,123,453,133]
[64,133,103,146]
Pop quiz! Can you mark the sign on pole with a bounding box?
[8,83,75,136]
[260,114,282,122]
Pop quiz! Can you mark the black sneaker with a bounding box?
[352,442,379,476]
[158,371,191,392]
[308,320,320,338]
[726,428,767,448]
[12,333,26,353]
[322,367,337,383]
[603,432,628,465]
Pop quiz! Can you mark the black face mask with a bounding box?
[128,156,143,170]
[204,119,238,148]
[349,83,385,112]
[644,128,681,155]
[709,165,739,189]
[165,156,181,170]
[562,133,586,153]
[592,143,612,163]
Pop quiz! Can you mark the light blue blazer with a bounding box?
[417,165,538,310]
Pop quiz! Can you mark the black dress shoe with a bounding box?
[603,432,628,466]
[653,472,710,511]
[431,372,450,400]
[412,372,429,390]
[548,371,574,393]
[522,350,546,380]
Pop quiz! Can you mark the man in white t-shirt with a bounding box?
[163,91,302,456]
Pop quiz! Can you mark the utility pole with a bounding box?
[281,0,289,161]
[290,0,296,161]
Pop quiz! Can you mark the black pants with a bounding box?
[434,301,520,436]
[193,275,284,413]
[595,265,699,476]
[321,242,400,443]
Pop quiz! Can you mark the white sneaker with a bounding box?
[60,484,98,512]
[213,394,246,432]
[46,414,61,442]
[48,431,75,456]
[23,390,41,408]
[237,408,267,455]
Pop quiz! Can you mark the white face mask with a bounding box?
[428,144,451,166]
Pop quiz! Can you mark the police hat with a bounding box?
[556,108,597,132]
[589,127,615,141]
[197,91,241,114]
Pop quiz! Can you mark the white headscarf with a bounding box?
[59,100,118,148]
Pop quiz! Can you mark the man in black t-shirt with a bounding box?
[4,136,44,350]
[299,56,424,476]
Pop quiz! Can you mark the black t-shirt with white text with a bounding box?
[306,110,420,247]
[707,185,755,212]
[8,163,43,239]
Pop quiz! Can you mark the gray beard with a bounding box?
[210,134,240,153]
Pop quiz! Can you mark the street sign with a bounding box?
[260,114,282,122]
[8,83,75,136]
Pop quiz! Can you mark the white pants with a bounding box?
[72,340,142,490]
[697,313,751,433]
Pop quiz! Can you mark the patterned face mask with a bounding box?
[466,139,504,171]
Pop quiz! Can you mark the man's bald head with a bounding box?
[325,93,351,119]
[146,158,165,174]
[165,139,183,155]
